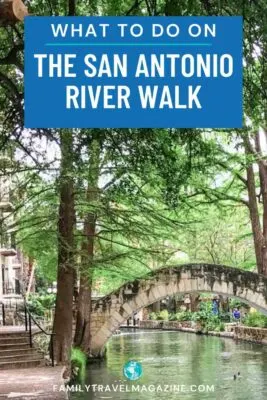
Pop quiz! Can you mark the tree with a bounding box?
[180,203,255,269]
[52,130,76,364]
[74,137,100,352]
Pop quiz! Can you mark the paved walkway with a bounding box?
[0,326,27,333]
[0,367,67,399]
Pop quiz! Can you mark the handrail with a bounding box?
[23,299,55,367]
[10,280,56,367]
[24,301,52,336]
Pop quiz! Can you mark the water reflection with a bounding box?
[71,330,267,400]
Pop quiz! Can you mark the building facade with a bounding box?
[0,152,22,305]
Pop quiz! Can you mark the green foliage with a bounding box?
[229,299,243,309]
[169,311,193,321]
[220,312,231,322]
[199,301,213,313]
[180,204,255,270]
[200,316,224,333]
[243,312,267,328]
[149,304,225,333]
[191,310,210,322]
[191,302,223,331]
[28,294,56,317]
[189,301,213,322]
[16,180,58,284]
[157,310,169,321]
[148,301,267,333]
[149,310,169,321]
[149,312,158,321]
[217,323,225,332]
[71,348,87,383]
[150,307,267,332]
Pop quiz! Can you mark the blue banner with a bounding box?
[24,16,243,128]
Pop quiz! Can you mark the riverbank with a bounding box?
[0,366,67,400]
[123,320,267,345]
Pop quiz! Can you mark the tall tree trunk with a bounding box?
[73,224,94,353]
[52,130,75,364]
[254,132,267,275]
[244,133,267,275]
[68,0,76,16]
[246,158,264,274]
[74,138,100,354]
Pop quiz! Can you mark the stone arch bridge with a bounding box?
[90,263,267,356]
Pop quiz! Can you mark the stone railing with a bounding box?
[139,320,202,331]
[139,320,162,329]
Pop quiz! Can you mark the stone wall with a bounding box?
[90,310,107,340]
[139,321,267,344]
[1,306,22,325]
[234,325,267,344]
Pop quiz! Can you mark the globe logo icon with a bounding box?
[123,360,143,381]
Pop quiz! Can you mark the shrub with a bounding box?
[168,313,177,321]
[199,301,213,313]
[220,312,231,322]
[218,322,225,332]
[192,303,224,332]
[149,312,158,321]
[192,310,211,322]
[170,311,192,321]
[243,312,267,328]
[28,293,56,317]
[157,310,169,321]
[201,316,222,333]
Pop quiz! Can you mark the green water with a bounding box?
[71,329,267,400]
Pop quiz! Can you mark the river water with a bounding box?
[71,329,267,400]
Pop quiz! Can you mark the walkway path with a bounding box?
[0,325,39,334]
[0,326,28,333]
[0,367,67,399]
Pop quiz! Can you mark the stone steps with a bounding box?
[0,352,43,362]
[0,342,29,350]
[0,359,45,369]
[0,336,29,344]
[0,331,29,339]
[0,330,45,369]
[0,347,36,357]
